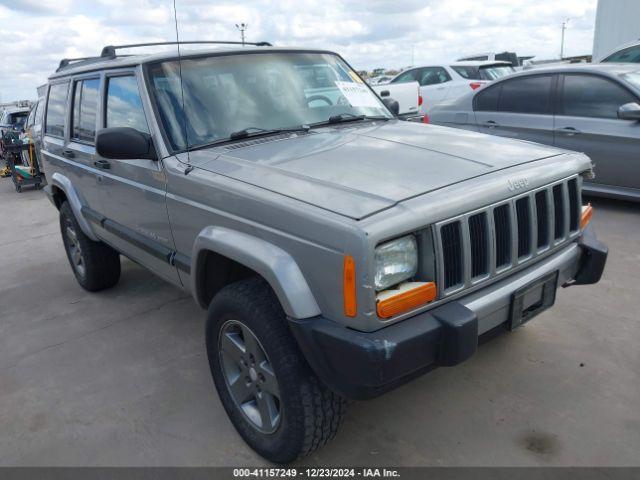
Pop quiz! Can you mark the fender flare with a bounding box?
[191,226,321,319]
[49,172,99,241]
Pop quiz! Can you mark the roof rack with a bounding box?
[100,40,272,58]
[56,40,272,72]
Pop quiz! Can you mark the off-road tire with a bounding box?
[59,201,120,291]
[206,277,346,463]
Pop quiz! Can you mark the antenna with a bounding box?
[235,23,248,46]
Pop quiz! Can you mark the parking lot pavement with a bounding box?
[0,178,638,467]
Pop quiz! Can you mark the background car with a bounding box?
[600,39,640,63]
[428,64,640,201]
[387,61,515,114]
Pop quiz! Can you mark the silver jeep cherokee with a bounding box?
[40,42,607,463]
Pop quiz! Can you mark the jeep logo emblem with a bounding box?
[507,177,530,191]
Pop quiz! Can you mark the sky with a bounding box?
[0,0,597,102]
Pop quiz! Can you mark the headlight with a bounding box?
[374,235,418,291]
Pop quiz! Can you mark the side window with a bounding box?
[561,75,637,119]
[498,75,552,114]
[45,82,69,137]
[475,84,500,111]
[71,78,100,143]
[418,67,451,86]
[35,99,44,124]
[391,69,417,84]
[106,76,149,133]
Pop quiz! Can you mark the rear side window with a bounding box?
[45,82,69,137]
[452,66,480,80]
[106,76,149,133]
[560,74,638,119]
[497,75,553,114]
[391,69,418,84]
[71,78,100,142]
[418,67,451,86]
[475,84,500,111]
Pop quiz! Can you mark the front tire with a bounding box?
[59,201,121,291]
[206,277,346,463]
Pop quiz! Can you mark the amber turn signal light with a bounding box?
[376,282,437,319]
[580,204,593,230]
[343,255,357,317]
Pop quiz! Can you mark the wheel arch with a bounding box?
[192,226,321,319]
[48,173,99,241]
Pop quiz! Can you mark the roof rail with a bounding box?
[100,40,272,58]
[57,56,103,72]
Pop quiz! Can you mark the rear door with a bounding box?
[95,71,180,284]
[554,73,640,190]
[473,74,556,146]
[42,79,104,212]
[416,67,452,113]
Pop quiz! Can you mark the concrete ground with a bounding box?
[0,178,638,467]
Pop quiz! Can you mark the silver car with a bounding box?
[429,64,640,201]
[40,43,607,462]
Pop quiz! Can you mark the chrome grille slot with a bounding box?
[553,184,565,240]
[468,213,489,278]
[535,191,549,249]
[440,221,463,289]
[516,197,531,258]
[493,204,512,268]
[435,176,580,298]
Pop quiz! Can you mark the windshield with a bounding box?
[603,45,640,63]
[479,65,516,80]
[149,52,391,150]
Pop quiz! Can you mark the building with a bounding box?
[592,0,640,62]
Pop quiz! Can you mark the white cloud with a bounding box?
[0,0,597,102]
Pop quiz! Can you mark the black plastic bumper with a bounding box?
[289,302,478,400]
[290,225,608,401]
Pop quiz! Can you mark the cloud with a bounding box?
[0,0,597,102]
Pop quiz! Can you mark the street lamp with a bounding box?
[560,18,571,60]
[235,23,248,46]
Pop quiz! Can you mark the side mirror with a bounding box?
[96,127,157,160]
[382,97,400,116]
[617,102,640,121]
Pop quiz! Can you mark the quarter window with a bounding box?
[475,85,500,111]
[497,75,552,114]
[45,82,69,137]
[106,76,149,133]
[560,75,637,119]
[71,78,100,142]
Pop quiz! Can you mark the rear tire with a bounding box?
[59,201,120,291]
[206,277,346,463]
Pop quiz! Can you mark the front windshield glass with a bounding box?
[479,65,516,80]
[149,52,391,150]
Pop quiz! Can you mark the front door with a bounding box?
[94,71,180,285]
[554,73,640,191]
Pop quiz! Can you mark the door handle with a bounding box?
[555,127,581,136]
[62,149,75,158]
[94,159,111,170]
[484,120,500,128]
[380,90,390,97]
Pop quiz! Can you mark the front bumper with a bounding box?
[289,225,608,400]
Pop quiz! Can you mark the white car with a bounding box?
[387,61,515,114]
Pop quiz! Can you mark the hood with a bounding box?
[190,120,564,220]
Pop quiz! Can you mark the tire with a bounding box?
[206,277,346,463]
[59,201,121,291]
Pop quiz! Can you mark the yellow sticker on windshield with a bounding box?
[349,71,364,83]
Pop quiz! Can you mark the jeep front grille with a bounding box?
[434,176,581,296]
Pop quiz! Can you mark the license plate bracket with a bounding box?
[509,271,559,330]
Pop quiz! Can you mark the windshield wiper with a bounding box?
[190,125,311,151]
[313,113,392,127]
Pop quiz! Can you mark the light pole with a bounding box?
[235,23,248,46]
[560,18,571,59]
